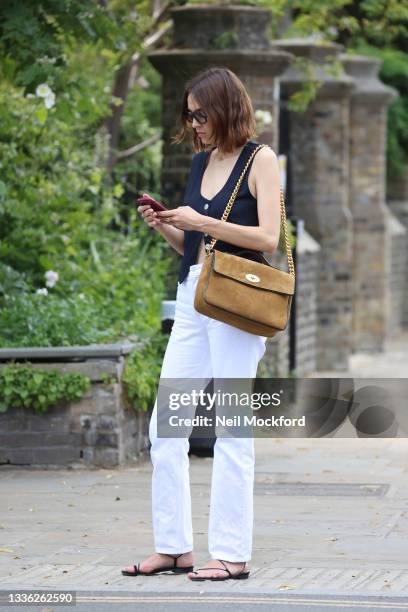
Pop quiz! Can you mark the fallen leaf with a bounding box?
[276,584,296,590]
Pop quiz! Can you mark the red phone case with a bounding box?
[137,195,167,212]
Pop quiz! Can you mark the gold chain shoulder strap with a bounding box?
[205,144,295,276]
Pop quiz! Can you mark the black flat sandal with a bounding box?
[121,553,193,576]
[188,559,250,581]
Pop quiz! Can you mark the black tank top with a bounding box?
[178,139,266,284]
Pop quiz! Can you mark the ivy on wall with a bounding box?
[0,363,91,414]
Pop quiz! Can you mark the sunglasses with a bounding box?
[183,109,208,125]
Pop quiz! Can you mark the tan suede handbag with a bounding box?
[194,144,296,337]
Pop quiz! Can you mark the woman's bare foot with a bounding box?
[122,551,193,575]
[187,559,248,580]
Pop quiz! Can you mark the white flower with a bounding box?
[136,76,149,89]
[35,83,56,108]
[45,270,59,288]
[35,83,53,98]
[26,93,35,99]
[36,288,48,296]
[78,293,85,300]
[44,92,56,109]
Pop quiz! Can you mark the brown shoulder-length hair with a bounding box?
[171,67,257,154]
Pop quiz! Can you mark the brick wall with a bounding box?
[0,345,151,468]
[388,212,408,334]
[295,229,320,376]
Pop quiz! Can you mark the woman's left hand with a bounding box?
[156,206,205,231]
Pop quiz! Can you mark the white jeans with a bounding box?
[148,262,267,562]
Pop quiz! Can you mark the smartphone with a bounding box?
[136,194,167,212]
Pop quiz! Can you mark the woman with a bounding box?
[122,67,281,581]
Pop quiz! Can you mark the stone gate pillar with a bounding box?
[272,39,355,370]
[147,5,293,207]
[388,165,408,328]
[340,54,398,351]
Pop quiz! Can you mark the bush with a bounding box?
[0,82,171,349]
[122,332,169,412]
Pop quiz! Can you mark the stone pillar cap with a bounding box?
[340,53,398,103]
[170,4,274,51]
[271,38,356,94]
[147,48,294,78]
[272,38,344,62]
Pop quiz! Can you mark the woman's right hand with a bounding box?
[136,194,184,256]
[137,204,163,230]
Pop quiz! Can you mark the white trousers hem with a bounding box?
[210,554,252,562]
[155,548,193,555]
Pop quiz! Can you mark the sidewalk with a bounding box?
[0,331,407,606]
[309,328,408,378]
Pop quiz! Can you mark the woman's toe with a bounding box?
[187,568,224,579]
[187,569,197,577]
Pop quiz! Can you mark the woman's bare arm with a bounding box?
[155,221,184,256]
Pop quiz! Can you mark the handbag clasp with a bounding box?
[245,273,260,283]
